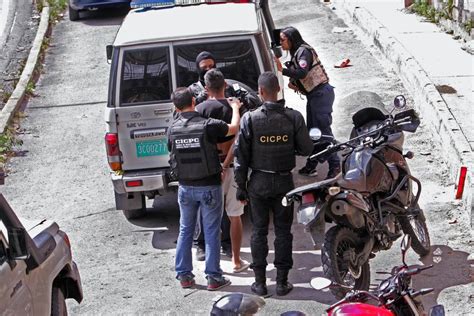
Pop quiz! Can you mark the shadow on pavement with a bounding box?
[414,245,473,310]
[127,191,180,250]
[126,177,334,303]
[75,7,129,26]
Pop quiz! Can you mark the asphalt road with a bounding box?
[1,0,472,315]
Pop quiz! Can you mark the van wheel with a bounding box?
[122,195,146,220]
[69,6,80,21]
[51,286,67,316]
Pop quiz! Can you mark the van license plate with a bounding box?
[136,139,168,157]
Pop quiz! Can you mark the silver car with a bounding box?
[0,194,83,315]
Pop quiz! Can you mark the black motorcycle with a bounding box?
[310,235,445,316]
[283,95,431,298]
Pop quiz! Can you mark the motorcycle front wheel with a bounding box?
[321,226,370,299]
[399,207,431,257]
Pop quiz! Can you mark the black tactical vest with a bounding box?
[249,107,296,172]
[291,44,329,95]
[169,113,221,181]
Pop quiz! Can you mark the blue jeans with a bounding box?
[175,184,224,279]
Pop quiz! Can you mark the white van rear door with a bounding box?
[115,44,174,171]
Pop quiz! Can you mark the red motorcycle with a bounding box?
[310,235,445,316]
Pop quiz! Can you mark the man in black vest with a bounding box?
[168,87,240,291]
[234,72,313,296]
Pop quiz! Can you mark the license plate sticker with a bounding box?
[136,139,168,157]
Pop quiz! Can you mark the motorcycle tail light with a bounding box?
[328,186,341,196]
[302,192,315,204]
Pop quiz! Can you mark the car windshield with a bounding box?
[175,39,260,90]
[119,39,260,106]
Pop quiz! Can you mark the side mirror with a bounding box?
[401,234,411,266]
[106,45,113,63]
[8,227,29,260]
[271,28,281,47]
[309,128,322,140]
[310,277,333,290]
[393,95,406,108]
[429,305,445,316]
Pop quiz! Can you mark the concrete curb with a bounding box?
[332,1,473,224]
[0,2,50,133]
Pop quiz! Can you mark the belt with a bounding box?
[253,169,292,176]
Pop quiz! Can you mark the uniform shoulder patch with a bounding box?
[298,59,308,69]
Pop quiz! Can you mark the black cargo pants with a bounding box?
[248,171,294,272]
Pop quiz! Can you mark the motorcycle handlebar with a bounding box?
[311,115,412,161]
[404,264,433,276]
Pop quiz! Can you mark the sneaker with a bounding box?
[178,275,195,289]
[207,276,231,291]
[195,247,205,261]
[250,282,268,296]
[276,282,294,296]
[298,165,318,177]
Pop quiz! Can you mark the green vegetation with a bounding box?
[36,0,68,23]
[412,0,439,23]
[464,19,473,33]
[0,128,23,167]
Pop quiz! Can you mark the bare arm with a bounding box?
[222,141,235,169]
[226,97,241,136]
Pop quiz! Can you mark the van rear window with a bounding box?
[175,39,259,91]
[120,47,171,105]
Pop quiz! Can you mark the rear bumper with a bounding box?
[111,168,173,194]
[69,0,130,10]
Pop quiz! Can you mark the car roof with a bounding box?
[114,3,261,46]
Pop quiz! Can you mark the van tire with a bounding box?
[122,195,146,220]
[51,286,67,316]
[69,6,80,21]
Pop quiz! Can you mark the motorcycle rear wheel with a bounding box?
[322,226,370,299]
[399,207,430,257]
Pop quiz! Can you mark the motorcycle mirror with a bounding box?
[428,304,445,316]
[393,95,407,108]
[401,235,412,266]
[310,277,332,290]
[309,128,322,140]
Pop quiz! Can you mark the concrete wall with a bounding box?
[429,0,473,40]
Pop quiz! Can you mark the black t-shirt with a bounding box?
[168,111,229,186]
[196,99,234,143]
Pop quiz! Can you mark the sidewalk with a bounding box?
[332,0,473,224]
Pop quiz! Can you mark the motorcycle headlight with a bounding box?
[297,205,316,225]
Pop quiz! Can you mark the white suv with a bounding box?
[0,194,83,315]
[104,0,283,219]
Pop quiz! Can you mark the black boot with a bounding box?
[276,269,293,296]
[251,269,267,296]
[325,165,341,180]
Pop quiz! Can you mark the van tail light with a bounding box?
[105,133,122,171]
[302,192,315,205]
